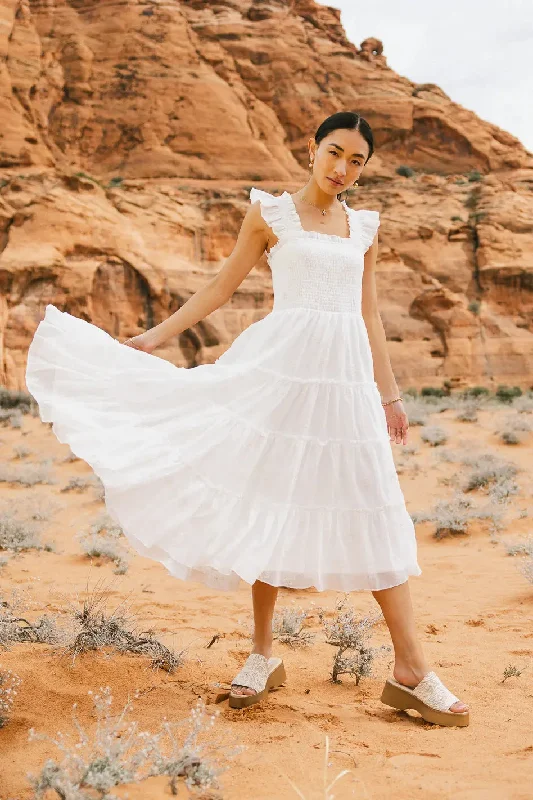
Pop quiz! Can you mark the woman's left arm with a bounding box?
[361,232,409,445]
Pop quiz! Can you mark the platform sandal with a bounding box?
[380,671,469,727]
[215,653,286,708]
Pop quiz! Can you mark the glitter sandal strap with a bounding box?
[231,653,269,695]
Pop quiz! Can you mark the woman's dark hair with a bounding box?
[314,111,374,198]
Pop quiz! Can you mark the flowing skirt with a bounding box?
[24,303,422,591]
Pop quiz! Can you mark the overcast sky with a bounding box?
[322,0,533,153]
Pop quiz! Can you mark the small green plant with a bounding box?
[467,170,483,182]
[464,386,490,398]
[468,300,481,314]
[451,215,463,222]
[420,386,446,397]
[396,165,415,178]
[501,664,526,683]
[495,384,522,404]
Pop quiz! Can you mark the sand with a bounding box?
[0,404,532,799]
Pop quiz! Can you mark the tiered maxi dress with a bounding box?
[25,187,422,592]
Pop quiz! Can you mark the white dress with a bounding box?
[25,187,422,592]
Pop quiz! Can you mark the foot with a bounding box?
[393,664,468,714]
[231,646,272,696]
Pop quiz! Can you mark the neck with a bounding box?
[300,178,339,209]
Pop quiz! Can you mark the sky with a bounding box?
[321,0,533,153]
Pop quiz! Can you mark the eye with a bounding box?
[329,150,338,156]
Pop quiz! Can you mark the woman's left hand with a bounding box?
[383,399,409,445]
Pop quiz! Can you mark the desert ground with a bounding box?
[0,388,532,800]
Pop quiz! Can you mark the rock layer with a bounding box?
[0,0,532,390]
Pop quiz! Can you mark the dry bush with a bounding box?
[0,666,21,727]
[13,444,32,459]
[28,686,243,799]
[61,476,99,493]
[461,452,518,494]
[455,402,479,422]
[0,512,50,553]
[496,413,531,445]
[60,582,186,673]
[0,588,61,650]
[420,425,448,446]
[411,492,504,539]
[0,462,56,486]
[76,527,130,575]
[272,607,315,648]
[322,597,390,685]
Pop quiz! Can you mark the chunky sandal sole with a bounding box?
[228,658,287,709]
[380,678,469,727]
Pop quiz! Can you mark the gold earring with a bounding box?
[309,160,314,168]
[354,181,359,186]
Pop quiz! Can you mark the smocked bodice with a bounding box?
[250,187,380,314]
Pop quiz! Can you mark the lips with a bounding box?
[327,177,343,187]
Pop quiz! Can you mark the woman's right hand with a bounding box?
[121,330,162,354]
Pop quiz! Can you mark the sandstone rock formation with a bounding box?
[1,0,532,390]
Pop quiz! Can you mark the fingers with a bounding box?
[388,425,409,445]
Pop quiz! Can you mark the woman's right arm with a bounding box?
[123,201,270,352]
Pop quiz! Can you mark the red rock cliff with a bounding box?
[1,0,532,389]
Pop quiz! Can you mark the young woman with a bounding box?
[25,111,469,726]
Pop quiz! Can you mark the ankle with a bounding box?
[251,641,273,658]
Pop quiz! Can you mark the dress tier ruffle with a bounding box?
[24,188,422,592]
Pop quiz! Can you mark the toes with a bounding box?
[449,701,468,713]
[231,685,256,696]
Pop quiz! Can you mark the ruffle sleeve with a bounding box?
[249,187,290,241]
[358,209,380,253]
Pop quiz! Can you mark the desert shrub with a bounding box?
[76,527,130,575]
[0,666,21,727]
[455,402,478,422]
[421,386,446,397]
[28,686,243,799]
[62,584,186,673]
[461,453,517,492]
[495,385,522,404]
[496,413,531,445]
[402,398,428,426]
[396,165,415,177]
[271,607,314,648]
[521,557,533,584]
[0,462,56,486]
[420,425,448,446]
[503,533,533,557]
[322,597,390,685]
[0,589,61,650]
[0,512,47,552]
[411,492,503,538]
[464,386,490,398]
[511,394,533,413]
[468,300,481,314]
[0,386,34,412]
[13,444,32,459]
[61,476,96,492]
[0,408,23,427]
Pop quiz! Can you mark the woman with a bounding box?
[25,111,469,726]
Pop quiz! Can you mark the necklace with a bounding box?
[300,193,334,216]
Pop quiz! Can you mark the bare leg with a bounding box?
[231,579,279,696]
[372,580,468,713]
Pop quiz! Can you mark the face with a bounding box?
[308,128,370,193]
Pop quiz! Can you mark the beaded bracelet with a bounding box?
[381,396,403,406]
